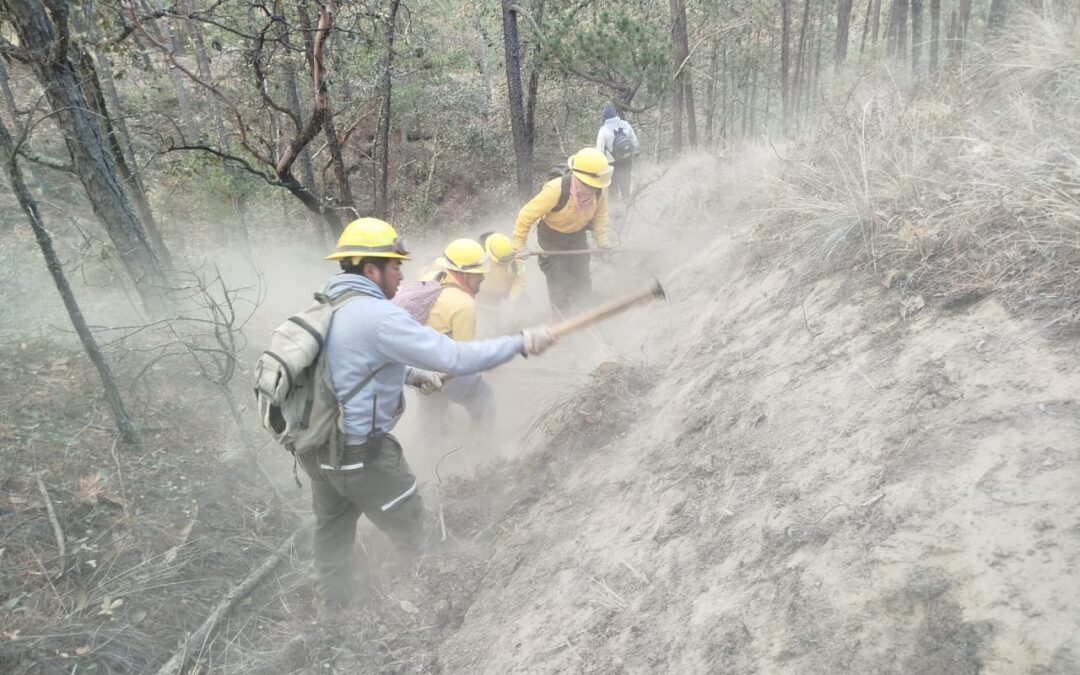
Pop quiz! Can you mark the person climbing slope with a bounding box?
[477,232,525,307]
[595,103,639,200]
[299,218,555,608]
[414,238,498,438]
[513,147,612,314]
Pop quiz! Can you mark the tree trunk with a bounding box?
[524,0,546,148]
[324,97,355,226]
[947,9,958,62]
[6,0,170,313]
[911,0,924,75]
[987,0,1009,32]
[151,0,197,140]
[705,34,719,147]
[871,0,882,44]
[779,0,793,134]
[670,0,695,150]
[886,0,910,61]
[500,0,532,200]
[896,0,909,62]
[836,0,854,67]
[374,0,401,218]
[683,79,699,147]
[284,63,318,195]
[860,0,874,54]
[929,0,941,73]
[186,0,248,246]
[0,117,140,448]
[958,0,972,58]
[75,49,172,268]
[793,0,812,119]
[298,0,343,239]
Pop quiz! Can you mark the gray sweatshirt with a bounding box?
[596,116,640,162]
[323,273,523,443]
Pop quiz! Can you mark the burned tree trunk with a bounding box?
[0,117,140,448]
[5,0,170,313]
[75,49,172,267]
[524,0,546,150]
[501,0,532,201]
[374,0,401,218]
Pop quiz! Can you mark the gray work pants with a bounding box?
[297,435,425,606]
[537,222,591,314]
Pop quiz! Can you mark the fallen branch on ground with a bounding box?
[35,472,66,579]
[155,526,308,675]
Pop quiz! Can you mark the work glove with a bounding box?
[405,368,444,395]
[520,326,556,357]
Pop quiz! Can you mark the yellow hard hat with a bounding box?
[438,238,489,274]
[325,217,410,261]
[483,233,515,264]
[568,147,612,189]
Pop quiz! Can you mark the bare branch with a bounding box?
[122,0,273,166]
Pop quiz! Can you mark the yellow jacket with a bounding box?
[425,276,477,341]
[513,178,609,250]
[479,260,525,303]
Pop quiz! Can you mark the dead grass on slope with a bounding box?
[759,14,1080,335]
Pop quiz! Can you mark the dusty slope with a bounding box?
[430,153,1080,673]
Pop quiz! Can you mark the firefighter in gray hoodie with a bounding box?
[305,217,555,607]
[596,102,640,200]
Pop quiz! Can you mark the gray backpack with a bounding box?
[612,126,634,161]
[253,291,362,456]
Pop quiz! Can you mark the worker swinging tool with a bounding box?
[255,216,665,613]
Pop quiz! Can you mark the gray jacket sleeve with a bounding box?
[376,305,524,375]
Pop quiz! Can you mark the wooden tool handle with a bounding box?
[549,279,666,338]
[518,247,612,258]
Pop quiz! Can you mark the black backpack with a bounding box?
[544,162,573,213]
[612,126,634,161]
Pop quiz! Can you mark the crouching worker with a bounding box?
[303,218,555,608]
[417,239,496,438]
[513,147,612,314]
[477,232,525,307]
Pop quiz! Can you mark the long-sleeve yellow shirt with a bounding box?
[512,178,609,250]
[425,277,477,342]
[479,260,525,304]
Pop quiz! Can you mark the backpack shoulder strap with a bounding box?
[552,173,572,213]
[339,364,388,405]
[325,290,362,308]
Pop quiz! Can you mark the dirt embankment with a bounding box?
[426,154,1079,674]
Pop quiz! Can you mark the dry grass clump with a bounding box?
[763,13,1080,334]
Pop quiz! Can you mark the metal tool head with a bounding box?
[650,278,667,301]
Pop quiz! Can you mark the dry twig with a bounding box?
[155,527,306,675]
[35,472,66,578]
